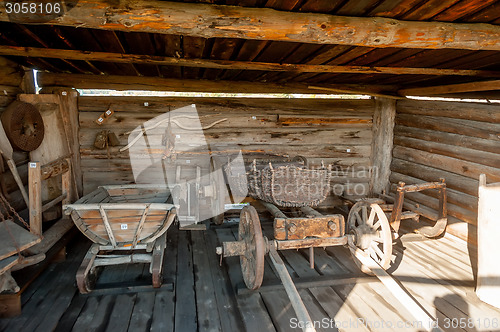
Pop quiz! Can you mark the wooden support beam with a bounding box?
[369,98,396,195]
[38,72,392,95]
[1,45,498,77]
[399,80,500,96]
[3,1,500,51]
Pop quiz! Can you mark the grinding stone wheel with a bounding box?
[1,101,44,152]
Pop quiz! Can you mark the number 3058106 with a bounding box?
[5,2,61,14]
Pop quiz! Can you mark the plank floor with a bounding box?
[1,219,500,332]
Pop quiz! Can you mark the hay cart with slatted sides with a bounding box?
[63,184,176,294]
[216,158,448,327]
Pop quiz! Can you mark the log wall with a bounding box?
[0,57,26,212]
[391,99,500,245]
[78,96,375,205]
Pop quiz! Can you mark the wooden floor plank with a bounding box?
[192,231,223,332]
[103,294,136,332]
[53,294,88,332]
[150,227,177,332]
[150,291,175,332]
[205,229,245,332]
[85,295,116,331]
[71,296,101,332]
[174,230,197,332]
[128,292,156,332]
[301,248,370,332]
[216,228,276,332]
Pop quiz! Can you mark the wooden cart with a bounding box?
[63,184,176,294]
[217,159,448,328]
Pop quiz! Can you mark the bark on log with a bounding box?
[2,1,500,51]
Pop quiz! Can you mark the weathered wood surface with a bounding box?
[369,98,395,195]
[2,224,500,330]
[3,1,500,51]
[391,99,500,244]
[78,97,373,195]
[400,79,500,96]
[39,72,391,95]
[0,220,41,260]
[2,45,499,77]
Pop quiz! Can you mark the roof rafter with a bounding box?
[1,45,499,77]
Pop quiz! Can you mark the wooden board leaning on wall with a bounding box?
[391,99,500,245]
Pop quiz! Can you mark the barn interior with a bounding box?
[0,0,500,331]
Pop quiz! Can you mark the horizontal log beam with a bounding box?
[1,45,498,78]
[399,80,500,95]
[1,1,500,51]
[37,72,393,96]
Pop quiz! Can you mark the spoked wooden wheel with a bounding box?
[239,206,265,290]
[347,201,392,275]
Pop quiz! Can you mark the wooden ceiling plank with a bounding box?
[433,0,498,21]
[220,39,269,80]
[3,1,500,51]
[335,0,382,16]
[16,25,88,74]
[52,26,102,74]
[368,0,424,18]
[91,30,140,76]
[298,0,344,13]
[5,45,498,78]
[399,79,500,95]
[153,34,183,79]
[120,31,161,77]
[264,0,302,11]
[203,38,242,80]
[401,0,462,21]
[464,2,500,22]
[182,36,208,79]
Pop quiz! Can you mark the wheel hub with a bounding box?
[352,225,377,250]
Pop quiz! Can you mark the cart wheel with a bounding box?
[347,201,392,275]
[210,157,225,225]
[239,205,265,290]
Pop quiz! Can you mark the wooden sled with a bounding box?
[64,185,176,294]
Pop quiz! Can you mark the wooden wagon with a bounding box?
[63,184,177,294]
[217,159,448,327]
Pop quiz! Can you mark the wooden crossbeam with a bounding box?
[399,80,500,96]
[1,45,498,77]
[38,72,395,96]
[2,1,500,51]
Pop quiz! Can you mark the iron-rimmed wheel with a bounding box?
[239,205,265,290]
[347,201,392,275]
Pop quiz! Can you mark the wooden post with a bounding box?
[28,162,42,237]
[369,98,396,196]
[61,158,71,206]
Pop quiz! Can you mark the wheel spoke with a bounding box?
[367,208,376,226]
[368,247,377,261]
[362,206,368,223]
[354,211,362,225]
[373,237,383,243]
[371,242,384,259]
[373,221,380,230]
